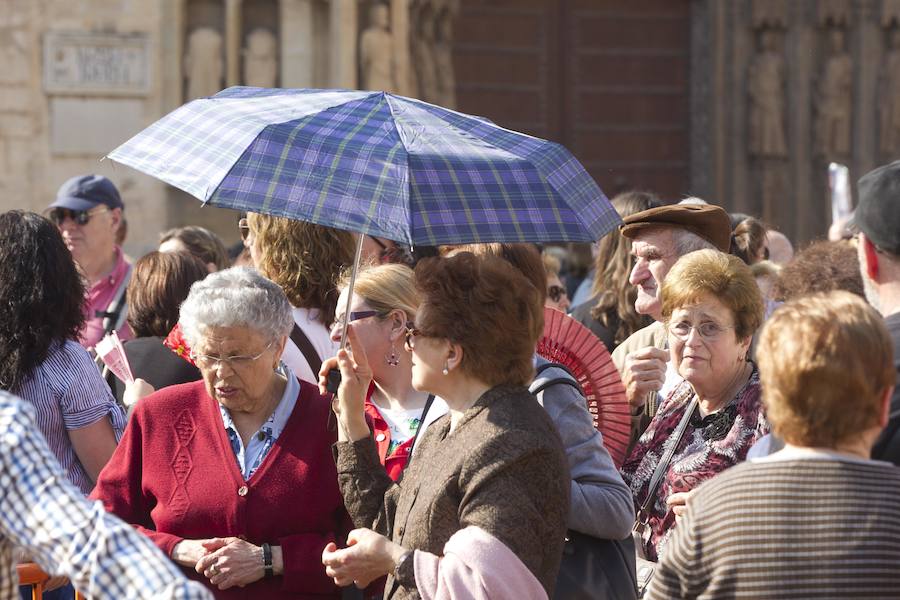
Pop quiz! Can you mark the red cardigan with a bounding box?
[91,379,350,599]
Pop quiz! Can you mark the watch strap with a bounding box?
[262,542,273,578]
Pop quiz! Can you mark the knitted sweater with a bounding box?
[647,453,900,599]
[92,379,351,599]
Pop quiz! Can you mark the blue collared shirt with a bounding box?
[219,364,299,480]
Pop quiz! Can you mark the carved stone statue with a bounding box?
[184,27,224,100]
[243,28,278,88]
[360,3,397,92]
[881,29,900,155]
[412,0,439,103]
[814,28,853,158]
[748,29,787,158]
[433,0,457,108]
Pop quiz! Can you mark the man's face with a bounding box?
[57,206,120,266]
[629,227,679,321]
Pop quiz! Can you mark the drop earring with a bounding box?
[386,344,399,367]
[442,362,449,375]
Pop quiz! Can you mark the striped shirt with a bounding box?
[14,339,126,494]
[647,450,900,599]
[0,391,212,600]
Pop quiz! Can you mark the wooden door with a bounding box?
[453,0,691,200]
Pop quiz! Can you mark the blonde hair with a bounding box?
[247,213,355,327]
[661,249,764,340]
[757,291,893,447]
[338,263,419,321]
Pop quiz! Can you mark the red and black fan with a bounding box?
[537,307,631,468]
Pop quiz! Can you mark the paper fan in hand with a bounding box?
[537,307,631,467]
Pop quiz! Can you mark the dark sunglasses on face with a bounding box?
[47,206,109,226]
[548,285,567,303]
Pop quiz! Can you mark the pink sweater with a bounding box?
[92,379,350,599]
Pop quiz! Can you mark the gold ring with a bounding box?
[210,565,219,576]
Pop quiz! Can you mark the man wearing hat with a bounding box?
[610,203,733,442]
[854,161,900,465]
[45,174,133,350]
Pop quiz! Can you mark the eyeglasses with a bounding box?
[668,320,734,342]
[404,322,423,352]
[190,341,273,370]
[46,206,109,227]
[238,218,250,242]
[548,285,567,303]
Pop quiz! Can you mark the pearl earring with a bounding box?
[442,363,449,375]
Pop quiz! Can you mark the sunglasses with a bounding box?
[548,285,567,303]
[47,206,109,226]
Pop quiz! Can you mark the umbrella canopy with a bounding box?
[107,86,620,246]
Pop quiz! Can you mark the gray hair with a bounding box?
[178,266,293,348]
[672,228,716,258]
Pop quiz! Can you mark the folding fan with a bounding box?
[537,307,631,468]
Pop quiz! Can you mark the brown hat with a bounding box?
[620,204,732,253]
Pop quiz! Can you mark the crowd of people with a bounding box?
[1,157,900,600]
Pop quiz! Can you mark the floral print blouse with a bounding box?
[620,366,768,561]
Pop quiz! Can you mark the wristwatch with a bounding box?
[262,542,273,578]
[393,550,414,581]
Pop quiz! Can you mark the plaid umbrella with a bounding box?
[107,86,620,246]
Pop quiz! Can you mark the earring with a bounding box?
[385,344,399,367]
[442,362,449,375]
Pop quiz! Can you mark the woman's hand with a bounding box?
[123,378,155,407]
[321,528,407,588]
[318,325,371,442]
[170,539,213,568]
[195,537,266,590]
[666,490,696,523]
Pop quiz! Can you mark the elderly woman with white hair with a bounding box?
[92,267,351,600]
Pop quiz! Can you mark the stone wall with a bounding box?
[0,0,456,256]
[691,0,900,244]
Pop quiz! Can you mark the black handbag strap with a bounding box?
[406,393,435,461]
[634,394,698,527]
[290,323,322,377]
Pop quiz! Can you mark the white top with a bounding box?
[280,306,339,384]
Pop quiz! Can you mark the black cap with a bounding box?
[855,161,900,255]
[48,174,123,212]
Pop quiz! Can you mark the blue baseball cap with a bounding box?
[48,174,123,212]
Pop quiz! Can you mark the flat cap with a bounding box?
[854,160,900,256]
[620,203,732,253]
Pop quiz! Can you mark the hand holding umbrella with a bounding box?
[319,324,371,442]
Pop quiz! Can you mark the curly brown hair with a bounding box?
[127,251,209,338]
[248,213,355,327]
[589,191,660,344]
[414,252,543,387]
[772,240,864,301]
[0,211,85,391]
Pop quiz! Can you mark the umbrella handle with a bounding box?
[328,232,366,395]
[326,368,341,394]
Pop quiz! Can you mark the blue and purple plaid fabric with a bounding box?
[108,87,620,245]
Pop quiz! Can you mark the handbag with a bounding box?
[631,395,698,597]
[553,531,638,600]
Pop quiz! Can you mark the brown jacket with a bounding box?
[334,384,570,599]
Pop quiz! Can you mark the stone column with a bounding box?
[330,0,358,88]
[161,0,186,108]
[280,0,315,87]
[391,0,412,95]
[225,0,242,87]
